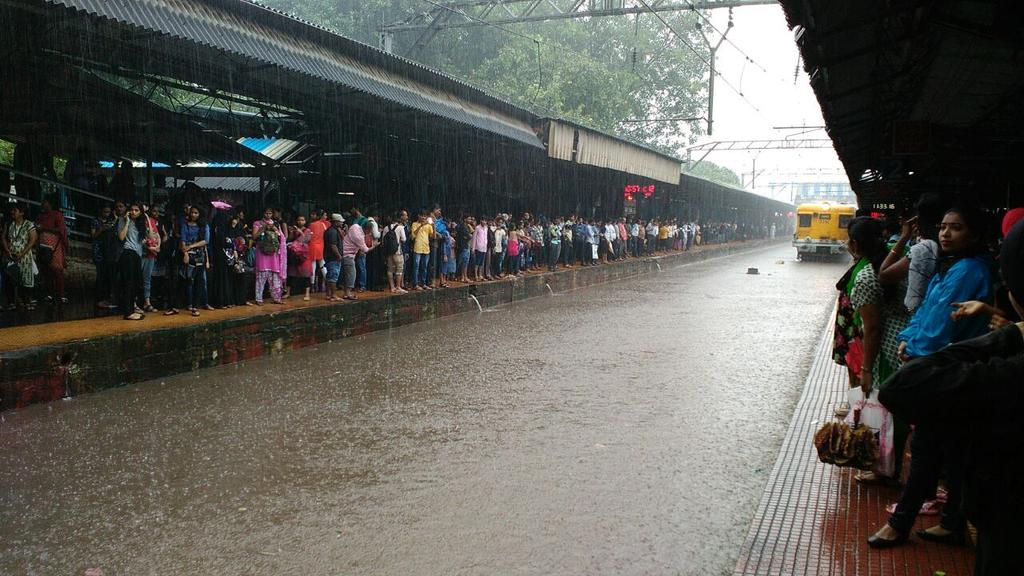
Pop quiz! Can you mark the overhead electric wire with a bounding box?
[677,0,770,75]
[416,0,551,110]
[418,0,541,44]
[634,0,763,115]
[415,0,659,115]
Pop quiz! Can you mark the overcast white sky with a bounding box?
[699,4,845,199]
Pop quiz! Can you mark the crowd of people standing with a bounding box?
[2,197,763,320]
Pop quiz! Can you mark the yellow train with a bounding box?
[793,202,857,260]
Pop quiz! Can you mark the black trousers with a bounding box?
[94,262,111,303]
[117,250,142,317]
[163,258,180,309]
[888,424,966,533]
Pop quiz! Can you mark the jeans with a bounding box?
[342,256,357,289]
[412,252,430,287]
[427,243,438,286]
[355,253,367,289]
[887,424,966,534]
[508,253,520,275]
[186,266,208,308]
[141,257,156,300]
[548,243,561,270]
[325,260,341,284]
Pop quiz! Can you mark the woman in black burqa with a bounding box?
[879,220,1024,575]
[208,207,235,308]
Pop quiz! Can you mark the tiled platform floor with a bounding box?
[733,322,975,576]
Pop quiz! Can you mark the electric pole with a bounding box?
[698,9,733,136]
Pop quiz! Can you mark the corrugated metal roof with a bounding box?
[236,137,302,161]
[46,0,543,149]
[546,119,681,185]
[191,176,261,192]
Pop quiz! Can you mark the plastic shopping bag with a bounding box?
[845,389,895,477]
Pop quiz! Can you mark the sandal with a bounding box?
[342,296,358,301]
[143,305,157,313]
[855,471,898,486]
[191,309,200,317]
[885,498,942,516]
[164,309,179,316]
[123,312,144,321]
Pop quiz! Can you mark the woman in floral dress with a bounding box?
[3,203,38,310]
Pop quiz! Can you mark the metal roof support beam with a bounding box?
[686,138,834,151]
[383,0,775,36]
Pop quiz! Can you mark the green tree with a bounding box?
[0,139,13,167]
[258,1,708,156]
[685,160,742,188]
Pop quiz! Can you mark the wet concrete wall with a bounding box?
[0,240,781,410]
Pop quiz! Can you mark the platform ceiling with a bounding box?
[779,0,1024,210]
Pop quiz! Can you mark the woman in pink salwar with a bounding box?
[252,208,286,305]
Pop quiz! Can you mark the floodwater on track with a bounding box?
[0,243,849,575]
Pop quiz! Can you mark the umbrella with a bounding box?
[211,200,232,210]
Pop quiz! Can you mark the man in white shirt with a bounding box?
[605,221,618,260]
[645,220,658,256]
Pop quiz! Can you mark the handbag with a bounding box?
[845,389,895,477]
[188,248,207,267]
[813,413,878,469]
[3,260,20,283]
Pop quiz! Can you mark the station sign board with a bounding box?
[623,184,655,201]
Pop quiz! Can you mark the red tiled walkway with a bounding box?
[733,320,975,576]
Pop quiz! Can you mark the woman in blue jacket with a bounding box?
[868,206,994,548]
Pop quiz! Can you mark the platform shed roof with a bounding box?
[779,0,1024,209]
[37,0,543,150]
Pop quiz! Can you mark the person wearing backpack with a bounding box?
[380,211,407,294]
[252,207,285,305]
